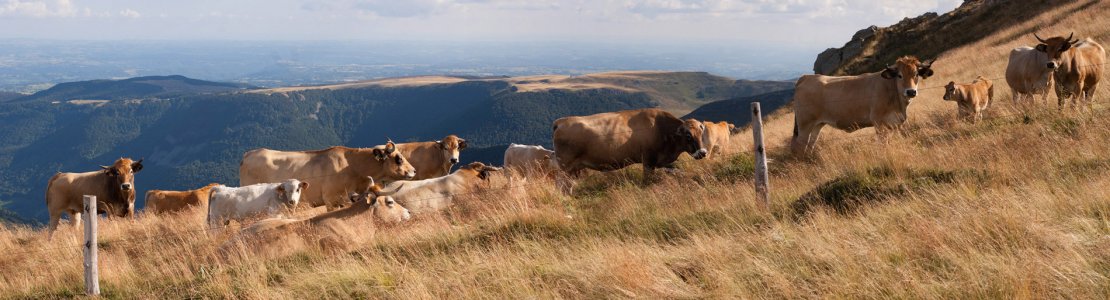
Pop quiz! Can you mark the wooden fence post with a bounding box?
[750,102,770,209]
[83,195,100,296]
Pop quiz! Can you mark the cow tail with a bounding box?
[205,188,216,227]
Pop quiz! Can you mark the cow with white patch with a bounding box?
[207,179,309,227]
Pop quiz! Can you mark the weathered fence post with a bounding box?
[750,102,770,209]
[83,195,100,296]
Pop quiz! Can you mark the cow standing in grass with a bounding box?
[792,56,935,156]
[943,76,994,123]
[395,135,468,180]
[45,158,143,240]
[1034,33,1106,109]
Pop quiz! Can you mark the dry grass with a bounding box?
[3,2,1110,298]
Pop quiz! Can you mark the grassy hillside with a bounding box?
[0,71,781,223]
[683,89,794,126]
[2,1,1108,297]
[12,75,255,103]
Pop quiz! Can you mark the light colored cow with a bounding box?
[942,76,994,123]
[45,158,143,240]
[701,121,738,159]
[792,56,935,156]
[380,162,503,213]
[503,143,559,178]
[396,135,467,180]
[1006,36,1057,106]
[207,179,308,227]
[239,141,415,211]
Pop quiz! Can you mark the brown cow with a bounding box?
[792,56,935,156]
[396,135,467,180]
[702,121,738,159]
[45,158,143,240]
[144,183,220,215]
[943,76,994,123]
[552,108,708,180]
[239,141,416,211]
[1034,33,1106,109]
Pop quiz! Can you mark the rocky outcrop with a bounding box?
[814,26,878,75]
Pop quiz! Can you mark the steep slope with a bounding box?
[813,0,1077,75]
[12,75,255,102]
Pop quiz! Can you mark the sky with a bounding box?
[0,0,963,48]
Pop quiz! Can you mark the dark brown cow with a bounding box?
[45,158,143,240]
[552,108,708,180]
[1034,33,1106,109]
[396,135,467,180]
[144,183,220,215]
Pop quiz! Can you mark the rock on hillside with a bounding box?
[813,0,1069,75]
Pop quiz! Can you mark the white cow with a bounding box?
[207,179,308,227]
[503,143,559,177]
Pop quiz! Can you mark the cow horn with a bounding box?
[1067,32,1075,43]
[1034,32,1047,43]
[363,176,375,194]
[100,165,111,170]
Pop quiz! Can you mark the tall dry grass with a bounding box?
[2,1,1110,298]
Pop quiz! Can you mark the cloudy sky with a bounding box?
[0,0,962,48]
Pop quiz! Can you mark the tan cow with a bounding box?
[701,121,738,159]
[1006,35,1057,106]
[45,158,143,240]
[503,143,559,178]
[943,76,994,123]
[552,108,708,179]
[144,183,220,215]
[1033,33,1106,109]
[379,162,503,214]
[396,135,467,180]
[239,141,416,211]
[792,56,935,156]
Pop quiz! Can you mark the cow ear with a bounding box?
[276,185,286,194]
[458,139,467,150]
[373,148,386,160]
[131,159,144,173]
[436,140,444,149]
[299,181,309,190]
[881,66,899,79]
[1060,43,1072,52]
[384,141,396,154]
[349,193,360,203]
[368,196,379,205]
[1035,44,1047,52]
[919,68,934,79]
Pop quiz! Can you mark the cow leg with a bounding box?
[70,210,81,230]
[805,124,825,155]
[46,211,62,240]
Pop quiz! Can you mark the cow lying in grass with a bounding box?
[145,183,221,215]
[380,162,504,214]
[207,179,308,227]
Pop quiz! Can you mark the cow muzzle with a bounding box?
[405,171,416,179]
[1047,62,1058,69]
[121,183,132,191]
[905,89,918,98]
[450,157,459,164]
[693,148,708,160]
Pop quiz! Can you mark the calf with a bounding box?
[702,121,738,159]
[942,76,994,123]
[503,143,559,178]
[380,162,503,214]
[207,179,308,227]
[145,183,221,215]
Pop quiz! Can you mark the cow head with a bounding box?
[275,179,308,209]
[369,196,411,224]
[461,161,503,180]
[436,135,467,165]
[943,81,958,101]
[881,56,934,100]
[677,119,708,159]
[1034,32,1079,70]
[373,140,417,180]
[100,157,143,217]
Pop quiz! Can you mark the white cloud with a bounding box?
[0,0,77,17]
[119,8,139,18]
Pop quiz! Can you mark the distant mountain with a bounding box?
[0,92,26,102]
[683,89,794,127]
[12,75,255,103]
[0,72,789,223]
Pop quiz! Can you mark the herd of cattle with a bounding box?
[41,32,1105,240]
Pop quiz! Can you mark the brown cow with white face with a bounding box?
[395,135,467,180]
[943,76,994,123]
[792,56,935,156]
[552,108,708,180]
[45,158,143,240]
[239,141,416,211]
[1034,33,1106,109]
